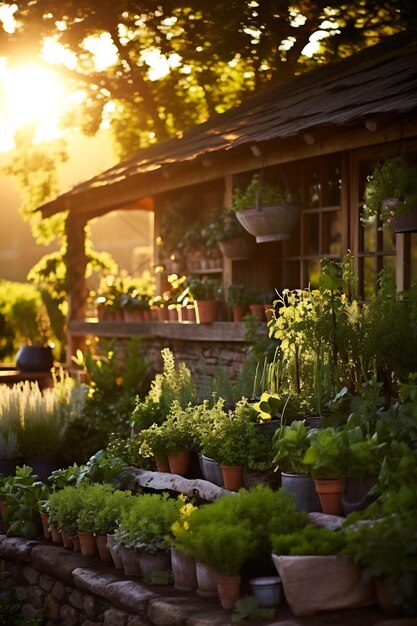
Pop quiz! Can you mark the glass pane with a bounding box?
[305,260,320,288]
[410,233,417,286]
[285,262,300,290]
[303,213,319,255]
[362,213,378,253]
[363,257,377,300]
[322,164,341,206]
[306,168,321,208]
[322,210,341,255]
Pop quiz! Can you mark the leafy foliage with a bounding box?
[271,524,346,556]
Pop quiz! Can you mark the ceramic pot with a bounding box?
[231,305,247,322]
[199,455,224,487]
[342,477,378,516]
[71,534,80,552]
[119,546,142,576]
[171,547,198,591]
[167,450,190,476]
[107,534,123,569]
[281,472,322,512]
[314,477,346,516]
[250,576,282,607]
[248,304,266,322]
[236,203,301,243]
[196,561,219,597]
[218,574,241,609]
[78,531,97,557]
[15,345,54,372]
[136,550,171,576]
[96,534,113,563]
[220,464,244,491]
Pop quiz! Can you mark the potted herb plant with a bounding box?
[206,208,256,260]
[363,155,417,232]
[273,420,321,512]
[226,284,249,322]
[232,174,301,242]
[185,276,222,324]
[303,426,349,516]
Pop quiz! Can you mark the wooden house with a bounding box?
[39,31,417,374]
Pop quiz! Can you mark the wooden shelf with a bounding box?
[69,320,266,343]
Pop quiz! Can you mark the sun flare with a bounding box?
[0,61,67,152]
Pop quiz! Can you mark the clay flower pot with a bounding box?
[50,525,63,545]
[167,451,190,476]
[78,531,98,557]
[39,512,51,540]
[61,529,74,550]
[96,534,113,563]
[195,300,218,324]
[314,477,346,516]
[217,574,241,609]
[155,454,170,473]
[220,464,244,491]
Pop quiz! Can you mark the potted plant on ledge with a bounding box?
[232,174,301,243]
[363,155,417,232]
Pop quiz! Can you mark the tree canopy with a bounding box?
[0,0,413,159]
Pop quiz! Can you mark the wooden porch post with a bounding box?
[65,212,88,367]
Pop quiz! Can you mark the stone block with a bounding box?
[23,565,40,585]
[29,586,45,609]
[103,607,128,626]
[60,603,79,626]
[15,584,29,602]
[187,611,231,626]
[22,603,39,619]
[73,568,156,615]
[84,593,104,619]
[31,544,91,585]
[147,598,207,626]
[52,580,68,602]
[69,588,85,610]
[39,574,55,592]
[0,537,39,562]
[126,616,151,626]
[45,594,61,620]
[9,563,26,584]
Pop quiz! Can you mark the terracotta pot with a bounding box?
[195,300,218,324]
[171,546,198,591]
[61,529,74,550]
[0,500,8,522]
[107,534,123,569]
[314,477,346,516]
[96,534,113,563]
[220,464,244,491]
[167,451,190,476]
[78,531,97,557]
[196,561,219,597]
[50,525,63,545]
[231,305,247,322]
[155,454,170,473]
[39,512,51,539]
[218,574,241,609]
[249,304,266,322]
[71,534,80,552]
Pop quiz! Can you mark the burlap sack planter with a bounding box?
[272,554,375,616]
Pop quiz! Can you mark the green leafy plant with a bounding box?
[3,465,49,539]
[232,175,288,211]
[303,427,349,478]
[271,524,347,556]
[75,449,132,489]
[231,596,274,624]
[47,485,83,535]
[363,155,417,225]
[272,420,312,475]
[226,284,250,308]
[185,275,222,301]
[114,493,183,553]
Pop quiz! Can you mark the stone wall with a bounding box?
[0,535,230,626]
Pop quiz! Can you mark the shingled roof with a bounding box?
[40,30,417,218]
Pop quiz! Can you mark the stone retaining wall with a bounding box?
[0,535,229,626]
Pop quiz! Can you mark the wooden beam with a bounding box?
[65,214,88,365]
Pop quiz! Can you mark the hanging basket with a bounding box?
[236,203,301,242]
[218,236,256,260]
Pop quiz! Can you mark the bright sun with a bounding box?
[0,61,67,152]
